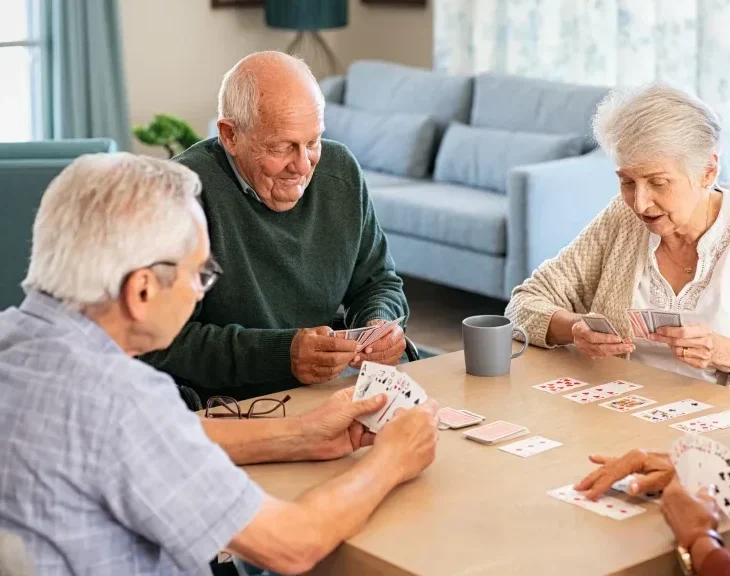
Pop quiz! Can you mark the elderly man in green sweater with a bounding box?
[145,52,408,402]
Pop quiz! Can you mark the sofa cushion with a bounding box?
[324,104,437,178]
[344,60,473,138]
[471,73,609,151]
[320,75,345,104]
[369,181,507,255]
[362,169,423,188]
[433,123,584,194]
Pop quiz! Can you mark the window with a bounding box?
[0,0,43,142]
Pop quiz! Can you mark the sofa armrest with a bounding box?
[504,149,618,298]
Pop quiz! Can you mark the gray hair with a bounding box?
[593,83,722,182]
[217,52,324,132]
[23,153,203,309]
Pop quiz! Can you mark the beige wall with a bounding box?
[120,0,433,155]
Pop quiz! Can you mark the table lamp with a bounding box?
[265,0,348,76]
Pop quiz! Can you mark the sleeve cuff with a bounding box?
[255,329,298,380]
[354,307,400,328]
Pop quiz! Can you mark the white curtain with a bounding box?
[434,0,730,121]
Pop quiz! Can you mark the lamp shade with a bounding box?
[265,0,348,31]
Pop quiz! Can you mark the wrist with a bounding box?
[690,532,724,573]
[367,444,407,488]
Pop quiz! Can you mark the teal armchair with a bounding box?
[0,139,117,310]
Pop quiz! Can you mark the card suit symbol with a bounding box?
[691,403,699,407]
[606,504,614,508]
[725,498,730,508]
[404,390,411,399]
[414,399,420,405]
[596,388,603,391]
[720,472,726,481]
[620,509,627,514]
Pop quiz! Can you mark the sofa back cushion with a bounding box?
[471,73,609,152]
[324,103,437,178]
[319,75,346,104]
[433,122,583,193]
[344,60,472,140]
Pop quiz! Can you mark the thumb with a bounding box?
[313,325,334,337]
[629,471,672,495]
[350,393,387,417]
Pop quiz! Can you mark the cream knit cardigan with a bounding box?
[505,195,650,348]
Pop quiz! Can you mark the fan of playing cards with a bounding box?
[581,309,685,339]
[331,317,405,349]
[671,434,730,515]
[353,362,428,433]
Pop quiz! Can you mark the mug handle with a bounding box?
[511,327,529,359]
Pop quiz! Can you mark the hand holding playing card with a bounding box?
[350,319,406,368]
[290,326,358,384]
[373,398,440,484]
[574,449,674,500]
[648,324,716,369]
[660,477,720,551]
[300,386,388,460]
[572,320,635,360]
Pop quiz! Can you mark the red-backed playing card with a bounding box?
[463,420,528,445]
[438,407,484,429]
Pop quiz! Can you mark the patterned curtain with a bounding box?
[434,0,730,122]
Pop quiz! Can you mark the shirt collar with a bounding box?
[223,146,262,203]
[20,291,124,355]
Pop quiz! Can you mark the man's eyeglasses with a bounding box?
[148,256,223,294]
[204,395,292,419]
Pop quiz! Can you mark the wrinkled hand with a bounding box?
[291,326,358,384]
[661,477,720,549]
[374,398,440,484]
[572,320,635,359]
[573,449,675,500]
[649,324,715,370]
[350,320,406,368]
[300,386,387,460]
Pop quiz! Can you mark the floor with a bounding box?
[401,276,507,355]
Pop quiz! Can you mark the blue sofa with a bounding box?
[318,61,620,300]
[0,139,117,310]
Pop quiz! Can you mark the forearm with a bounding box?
[142,322,298,392]
[231,446,401,574]
[202,416,320,465]
[546,310,582,346]
[693,536,727,576]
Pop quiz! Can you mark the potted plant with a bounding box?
[132,114,202,158]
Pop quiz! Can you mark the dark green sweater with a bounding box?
[144,138,408,400]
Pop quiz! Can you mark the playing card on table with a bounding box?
[670,410,730,434]
[581,313,619,336]
[633,399,713,423]
[611,475,663,503]
[437,407,484,429]
[564,380,643,404]
[532,376,590,394]
[498,436,562,458]
[599,394,656,413]
[548,485,646,520]
[463,420,528,445]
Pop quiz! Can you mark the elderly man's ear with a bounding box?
[121,270,161,321]
[217,120,238,150]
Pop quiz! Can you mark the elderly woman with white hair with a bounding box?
[506,83,730,383]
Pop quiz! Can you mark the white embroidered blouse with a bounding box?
[631,190,730,383]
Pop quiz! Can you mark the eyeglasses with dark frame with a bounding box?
[204,394,292,419]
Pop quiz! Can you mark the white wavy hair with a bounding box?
[217,52,324,132]
[23,153,203,309]
[593,83,722,183]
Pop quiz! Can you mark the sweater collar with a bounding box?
[221,142,262,204]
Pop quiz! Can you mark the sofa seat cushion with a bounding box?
[471,73,608,152]
[369,182,507,256]
[363,169,424,188]
[324,104,437,178]
[434,123,583,194]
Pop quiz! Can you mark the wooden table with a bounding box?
[242,347,730,576]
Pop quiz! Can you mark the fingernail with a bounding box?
[629,482,639,494]
[354,356,360,363]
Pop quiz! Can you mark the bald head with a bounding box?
[217,51,324,133]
